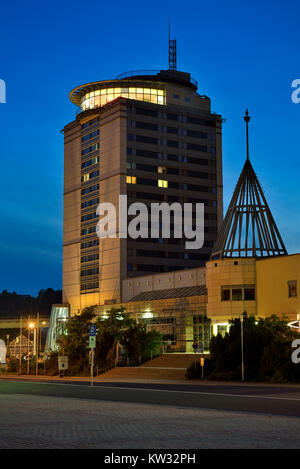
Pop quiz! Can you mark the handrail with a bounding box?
[116,70,198,88]
[116,70,161,80]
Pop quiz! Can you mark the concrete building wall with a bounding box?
[206,258,257,320]
[122,267,206,302]
[98,103,127,305]
[62,122,82,314]
[256,254,300,320]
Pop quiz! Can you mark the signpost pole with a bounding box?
[90,349,94,387]
[201,356,204,380]
[89,325,97,387]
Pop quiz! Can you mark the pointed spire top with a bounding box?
[210,110,287,260]
[244,108,251,160]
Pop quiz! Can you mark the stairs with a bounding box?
[99,354,195,381]
[141,354,195,369]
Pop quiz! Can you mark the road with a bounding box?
[1,376,300,417]
[1,377,300,448]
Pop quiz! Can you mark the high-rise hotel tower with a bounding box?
[63,68,223,314]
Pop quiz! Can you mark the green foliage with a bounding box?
[94,307,134,368]
[206,314,300,383]
[185,359,213,379]
[58,306,96,357]
[56,306,162,375]
[121,324,162,363]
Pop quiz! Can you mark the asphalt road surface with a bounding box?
[1,378,300,448]
[1,377,300,417]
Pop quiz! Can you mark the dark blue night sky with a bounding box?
[0,0,299,294]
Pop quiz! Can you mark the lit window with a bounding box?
[157,166,166,174]
[158,179,168,188]
[80,86,166,111]
[126,176,136,184]
[83,174,89,182]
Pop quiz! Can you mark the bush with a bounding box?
[185,358,213,379]
[200,315,300,383]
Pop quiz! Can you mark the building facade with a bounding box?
[63,69,223,315]
[55,68,300,355]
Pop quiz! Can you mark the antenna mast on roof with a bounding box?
[169,19,177,70]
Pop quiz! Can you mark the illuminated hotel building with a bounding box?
[48,89,300,355]
[63,69,223,314]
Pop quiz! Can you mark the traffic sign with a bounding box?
[89,335,96,349]
[89,325,97,337]
[58,356,68,371]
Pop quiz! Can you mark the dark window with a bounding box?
[81,225,97,236]
[80,281,99,291]
[136,135,158,145]
[81,239,99,249]
[80,267,99,277]
[81,129,99,142]
[187,170,208,179]
[82,117,99,129]
[244,288,256,300]
[221,289,230,301]
[167,126,179,134]
[187,157,208,165]
[136,149,159,159]
[187,117,216,127]
[81,143,99,156]
[167,140,178,148]
[81,212,98,222]
[232,289,243,301]
[81,198,99,209]
[136,107,158,117]
[167,113,178,121]
[187,143,207,152]
[81,184,99,196]
[288,280,297,297]
[81,157,99,169]
[81,253,99,263]
[187,129,207,139]
[167,154,178,162]
[136,121,158,131]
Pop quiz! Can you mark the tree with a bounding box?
[95,307,135,368]
[207,314,300,383]
[121,324,162,363]
[56,305,163,375]
[58,306,96,364]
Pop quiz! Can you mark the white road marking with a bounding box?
[1,378,300,402]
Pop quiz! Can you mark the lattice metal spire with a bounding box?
[210,110,287,259]
[168,19,177,70]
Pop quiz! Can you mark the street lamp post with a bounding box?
[34,313,40,376]
[241,316,244,382]
[19,316,22,374]
[28,320,35,375]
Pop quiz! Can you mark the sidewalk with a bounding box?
[1,373,300,388]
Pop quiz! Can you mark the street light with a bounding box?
[240,315,244,382]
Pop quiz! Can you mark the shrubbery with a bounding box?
[186,315,300,383]
[54,306,163,376]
